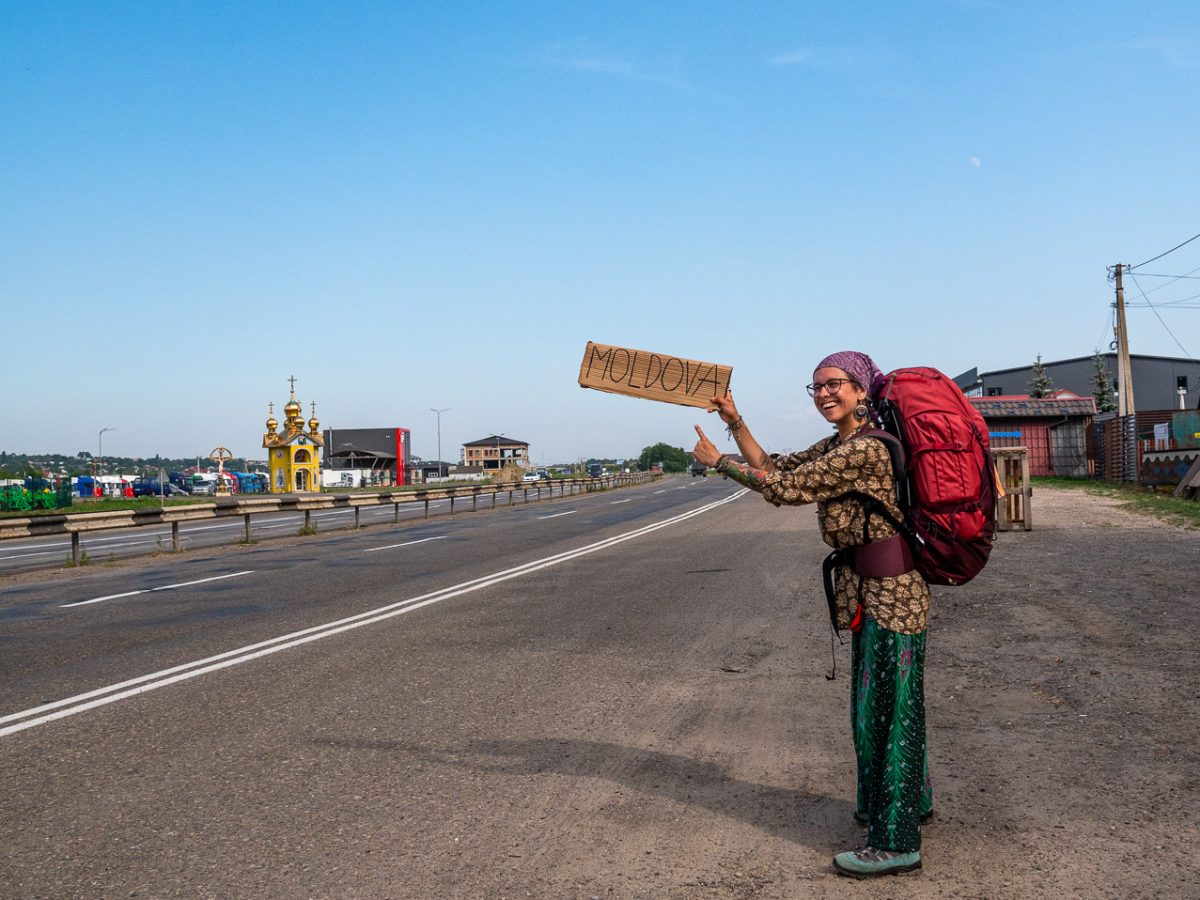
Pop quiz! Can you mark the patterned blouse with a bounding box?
[757,432,930,635]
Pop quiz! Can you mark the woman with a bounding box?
[691,351,932,879]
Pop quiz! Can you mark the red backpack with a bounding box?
[864,366,996,586]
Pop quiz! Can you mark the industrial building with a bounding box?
[321,427,412,485]
[956,353,1200,410]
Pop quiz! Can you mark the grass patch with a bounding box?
[1032,477,1200,528]
[0,496,214,519]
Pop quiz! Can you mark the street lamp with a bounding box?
[98,427,114,476]
[430,408,451,479]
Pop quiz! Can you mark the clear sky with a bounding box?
[3,1,1198,464]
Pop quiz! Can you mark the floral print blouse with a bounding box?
[757,432,930,634]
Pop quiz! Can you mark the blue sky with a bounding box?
[3,1,1198,463]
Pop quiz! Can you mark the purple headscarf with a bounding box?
[815,351,885,395]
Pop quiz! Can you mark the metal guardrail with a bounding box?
[0,474,656,564]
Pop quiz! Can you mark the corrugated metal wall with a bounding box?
[985,419,1089,477]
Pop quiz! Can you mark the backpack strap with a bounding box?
[818,430,919,675]
[851,532,915,577]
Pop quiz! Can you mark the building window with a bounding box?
[987,387,1003,396]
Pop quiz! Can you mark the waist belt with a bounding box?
[821,534,916,634]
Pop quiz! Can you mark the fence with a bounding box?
[0,474,656,565]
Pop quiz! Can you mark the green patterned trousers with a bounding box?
[850,617,933,852]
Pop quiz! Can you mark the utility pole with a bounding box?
[98,427,114,477]
[430,408,451,479]
[1113,263,1136,416]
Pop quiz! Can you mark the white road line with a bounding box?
[362,536,446,553]
[0,549,60,561]
[2,490,747,737]
[3,538,94,552]
[653,490,667,494]
[611,499,632,504]
[60,571,256,609]
[79,538,170,552]
[537,510,577,520]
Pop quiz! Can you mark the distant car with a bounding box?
[536,469,550,480]
[588,464,603,478]
[131,479,187,497]
[522,472,540,482]
[690,464,707,477]
[190,481,217,496]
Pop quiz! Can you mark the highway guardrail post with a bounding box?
[172,521,180,551]
[71,532,80,565]
[244,514,251,543]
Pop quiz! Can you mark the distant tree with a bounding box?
[77,451,92,459]
[637,442,690,473]
[1091,353,1116,413]
[1029,354,1053,398]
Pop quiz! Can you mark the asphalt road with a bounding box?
[0,483,576,575]
[2,475,772,898]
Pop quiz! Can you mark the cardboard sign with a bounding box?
[578,341,733,410]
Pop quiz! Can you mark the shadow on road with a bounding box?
[312,735,851,852]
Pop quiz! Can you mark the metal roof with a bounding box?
[970,396,1096,417]
[979,352,1200,377]
[462,435,530,447]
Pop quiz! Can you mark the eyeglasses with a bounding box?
[806,378,857,397]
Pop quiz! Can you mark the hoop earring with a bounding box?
[854,402,869,420]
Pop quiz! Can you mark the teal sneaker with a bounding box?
[833,846,922,878]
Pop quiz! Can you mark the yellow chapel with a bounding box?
[263,377,323,493]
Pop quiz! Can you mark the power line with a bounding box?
[1127,264,1200,299]
[1094,305,1115,353]
[1126,289,1200,307]
[1129,230,1200,270]
[1129,271,1200,279]
[1128,272,1196,360]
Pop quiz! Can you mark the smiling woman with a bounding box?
[690,350,933,880]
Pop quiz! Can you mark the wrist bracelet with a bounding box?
[726,417,745,437]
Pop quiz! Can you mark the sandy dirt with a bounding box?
[516,485,1200,899]
[697,485,1200,899]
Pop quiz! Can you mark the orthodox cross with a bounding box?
[288,374,297,394]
